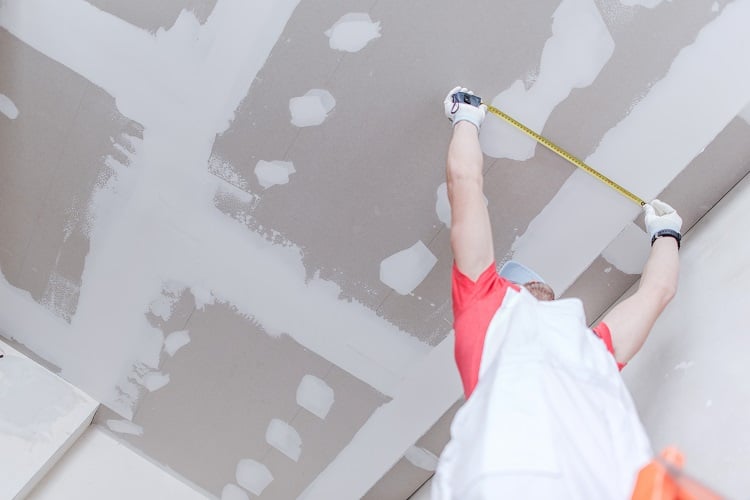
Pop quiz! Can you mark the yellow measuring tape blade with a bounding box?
[483,103,645,207]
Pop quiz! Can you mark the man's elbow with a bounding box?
[446,160,483,189]
[644,281,677,309]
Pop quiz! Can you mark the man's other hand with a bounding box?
[643,199,682,237]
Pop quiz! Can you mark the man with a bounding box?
[432,87,683,499]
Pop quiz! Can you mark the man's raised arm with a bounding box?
[444,87,493,281]
[601,200,682,365]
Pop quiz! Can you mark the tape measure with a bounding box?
[483,103,646,206]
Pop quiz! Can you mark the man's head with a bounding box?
[498,260,556,301]
[522,281,556,301]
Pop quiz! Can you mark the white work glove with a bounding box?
[644,199,682,247]
[443,86,486,130]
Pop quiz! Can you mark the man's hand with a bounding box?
[443,86,487,131]
[643,199,682,237]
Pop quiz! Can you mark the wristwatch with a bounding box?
[651,229,681,249]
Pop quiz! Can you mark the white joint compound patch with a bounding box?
[601,222,650,275]
[325,13,381,53]
[0,0,428,424]
[480,0,614,160]
[435,183,451,227]
[141,371,170,392]
[235,459,273,496]
[221,483,250,500]
[163,330,190,357]
[620,0,665,7]
[254,160,296,188]
[379,241,438,295]
[41,272,80,322]
[296,374,334,420]
[106,419,144,436]
[289,89,335,127]
[208,155,250,192]
[404,445,439,471]
[148,296,174,322]
[265,419,302,462]
[190,285,215,310]
[0,0,429,416]
[436,182,487,228]
[0,93,19,120]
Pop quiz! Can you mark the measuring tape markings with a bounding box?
[482,103,646,207]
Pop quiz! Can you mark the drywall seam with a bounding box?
[511,0,750,294]
[0,0,429,418]
[479,0,614,160]
[298,334,462,500]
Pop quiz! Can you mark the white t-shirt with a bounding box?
[433,264,652,500]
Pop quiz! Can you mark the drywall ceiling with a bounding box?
[1,0,750,498]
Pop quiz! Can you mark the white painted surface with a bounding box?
[511,0,750,294]
[289,89,335,127]
[254,160,296,188]
[739,101,750,125]
[601,222,651,275]
[222,483,250,500]
[299,334,462,500]
[622,174,750,499]
[712,1,720,12]
[149,295,174,321]
[480,0,614,160]
[106,419,144,436]
[0,0,429,417]
[325,13,381,53]
[265,419,302,462]
[404,445,439,472]
[296,375,334,420]
[0,93,19,119]
[142,371,170,392]
[0,339,97,500]
[620,0,664,7]
[163,330,191,357]
[379,241,438,295]
[190,286,215,310]
[235,458,273,496]
[435,183,451,228]
[28,426,210,499]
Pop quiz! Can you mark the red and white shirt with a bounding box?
[432,263,652,500]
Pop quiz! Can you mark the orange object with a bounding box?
[631,447,723,500]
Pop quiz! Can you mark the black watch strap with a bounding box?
[651,229,681,249]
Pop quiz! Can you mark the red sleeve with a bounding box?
[452,262,519,398]
[592,322,626,371]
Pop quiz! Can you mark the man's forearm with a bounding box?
[445,117,494,280]
[638,236,679,306]
[446,121,483,186]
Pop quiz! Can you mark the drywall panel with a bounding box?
[364,401,460,500]
[0,339,97,500]
[565,116,750,321]
[622,172,750,498]
[28,426,210,500]
[93,300,389,498]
